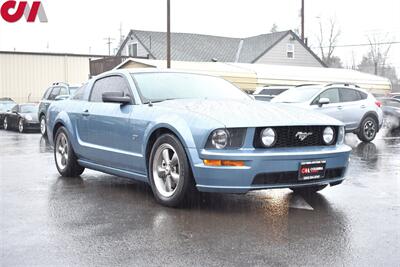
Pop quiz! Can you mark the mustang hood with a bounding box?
[156,99,343,128]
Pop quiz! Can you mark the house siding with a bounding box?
[120,34,150,58]
[255,34,323,67]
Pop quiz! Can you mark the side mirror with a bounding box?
[318,98,330,107]
[102,92,131,105]
[12,109,18,113]
[55,95,69,101]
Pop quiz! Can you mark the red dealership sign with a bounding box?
[1,1,47,22]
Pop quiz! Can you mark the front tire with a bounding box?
[40,115,47,136]
[357,116,378,142]
[291,185,327,195]
[54,126,84,177]
[148,134,196,207]
[3,117,8,130]
[18,118,24,133]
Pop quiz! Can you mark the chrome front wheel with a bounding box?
[152,144,181,198]
[148,134,196,207]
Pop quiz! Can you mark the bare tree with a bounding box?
[317,17,342,67]
[366,33,392,75]
[270,23,278,33]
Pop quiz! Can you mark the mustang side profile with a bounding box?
[47,69,351,207]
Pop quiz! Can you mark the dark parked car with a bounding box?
[0,97,17,128]
[3,103,40,133]
[38,82,79,136]
[379,98,400,131]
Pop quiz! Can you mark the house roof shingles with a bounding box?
[119,30,320,65]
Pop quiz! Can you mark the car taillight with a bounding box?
[375,101,382,107]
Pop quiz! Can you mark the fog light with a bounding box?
[323,126,334,144]
[261,128,276,147]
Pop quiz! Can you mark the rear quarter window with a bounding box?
[358,91,368,100]
[340,89,361,102]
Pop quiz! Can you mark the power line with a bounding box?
[319,41,400,49]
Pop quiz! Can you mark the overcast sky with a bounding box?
[0,0,399,73]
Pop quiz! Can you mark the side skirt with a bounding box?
[78,159,148,183]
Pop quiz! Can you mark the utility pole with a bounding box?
[166,0,171,68]
[301,0,305,41]
[118,22,124,46]
[104,37,115,56]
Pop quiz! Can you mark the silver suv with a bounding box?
[38,82,79,137]
[271,83,383,142]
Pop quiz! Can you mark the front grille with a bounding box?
[252,168,344,185]
[253,126,338,148]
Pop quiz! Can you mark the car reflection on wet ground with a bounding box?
[1,130,399,266]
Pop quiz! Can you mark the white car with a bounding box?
[271,83,383,142]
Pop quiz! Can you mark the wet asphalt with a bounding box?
[0,130,399,266]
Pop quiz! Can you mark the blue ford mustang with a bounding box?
[47,69,351,206]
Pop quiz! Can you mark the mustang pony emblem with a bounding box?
[295,132,313,141]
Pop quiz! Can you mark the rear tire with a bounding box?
[40,115,47,137]
[291,185,327,195]
[54,126,84,177]
[357,116,378,142]
[148,133,196,207]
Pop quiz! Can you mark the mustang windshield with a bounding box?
[273,87,321,103]
[131,72,250,103]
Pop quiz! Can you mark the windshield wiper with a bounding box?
[146,98,179,104]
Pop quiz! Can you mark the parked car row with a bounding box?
[1,98,40,133]
[0,82,78,133]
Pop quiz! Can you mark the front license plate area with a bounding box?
[299,160,326,180]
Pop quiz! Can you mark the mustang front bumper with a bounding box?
[189,145,351,193]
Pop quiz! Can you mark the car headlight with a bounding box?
[25,115,32,121]
[261,127,276,147]
[337,126,345,145]
[205,128,246,149]
[323,126,335,145]
[211,129,228,149]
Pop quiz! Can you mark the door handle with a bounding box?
[360,105,366,108]
[337,106,343,110]
[82,109,90,116]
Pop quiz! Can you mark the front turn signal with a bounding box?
[203,159,244,167]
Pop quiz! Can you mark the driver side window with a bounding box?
[312,88,340,105]
[90,76,132,103]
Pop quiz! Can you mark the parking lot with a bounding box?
[1,130,399,266]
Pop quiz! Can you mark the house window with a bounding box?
[128,43,138,57]
[286,44,294,58]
